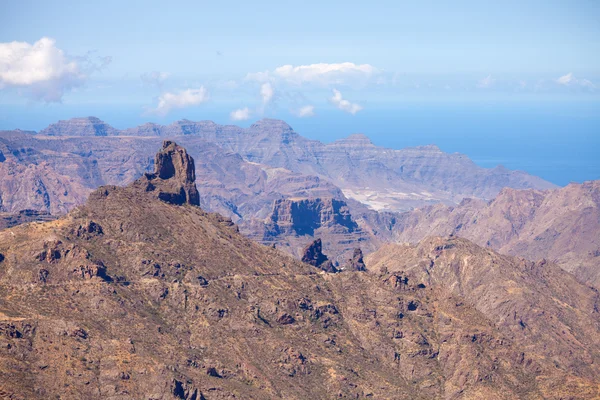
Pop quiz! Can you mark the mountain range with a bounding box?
[1,141,598,399]
[0,116,555,216]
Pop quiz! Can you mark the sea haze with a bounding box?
[1,100,598,186]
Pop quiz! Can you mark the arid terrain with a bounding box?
[1,142,598,399]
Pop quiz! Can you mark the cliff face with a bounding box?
[0,145,598,399]
[267,198,358,236]
[247,197,374,265]
[0,209,56,231]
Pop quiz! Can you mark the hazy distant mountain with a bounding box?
[1,142,598,399]
[368,180,600,288]
[0,117,555,216]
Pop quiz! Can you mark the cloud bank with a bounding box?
[247,62,379,86]
[0,37,109,102]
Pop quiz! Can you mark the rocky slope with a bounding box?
[0,142,598,399]
[364,236,600,398]
[372,181,600,288]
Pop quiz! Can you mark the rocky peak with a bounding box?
[301,238,337,273]
[39,117,118,137]
[138,141,200,206]
[345,248,366,271]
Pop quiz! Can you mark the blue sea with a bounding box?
[1,100,598,186]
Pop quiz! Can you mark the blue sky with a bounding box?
[1,0,599,119]
[0,1,599,186]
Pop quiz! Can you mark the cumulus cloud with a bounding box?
[152,87,209,116]
[141,71,170,87]
[556,72,595,89]
[557,73,573,85]
[0,37,109,102]
[230,107,251,121]
[247,62,379,86]
[477,74,495,89]
[260,82,274,104]
[330,89,362,114]
[295,105,315,117]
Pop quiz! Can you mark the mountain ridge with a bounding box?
[1,141,599,399]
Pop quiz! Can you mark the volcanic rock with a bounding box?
[138,140,200,206]
[0,143,599,398]
[0,209,56,231]
[267,198,357,236]
[301,238,337,273]
[345,248,366,271]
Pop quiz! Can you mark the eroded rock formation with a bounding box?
[138,140,200,206]
[301,238,337,273]
[345,248,366,271]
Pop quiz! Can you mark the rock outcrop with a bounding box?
[137,140,200,206]
[266,198,357,236]
[0,209,56,231]
[345,248,366,271]
[246,197,375,266]
[301,238,337,273]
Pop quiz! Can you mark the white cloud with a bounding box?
[330,89,362,114]
[230,107,251,121]
[557,72,573,85]
[295,105,315,117]
[260,82,274,104]
[556,72,595,89]
[152,87,209,116]
[247,62,379,86]
[0,37,105,102]
[477,74,495,89]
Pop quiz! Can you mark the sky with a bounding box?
[0,0,599,184]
